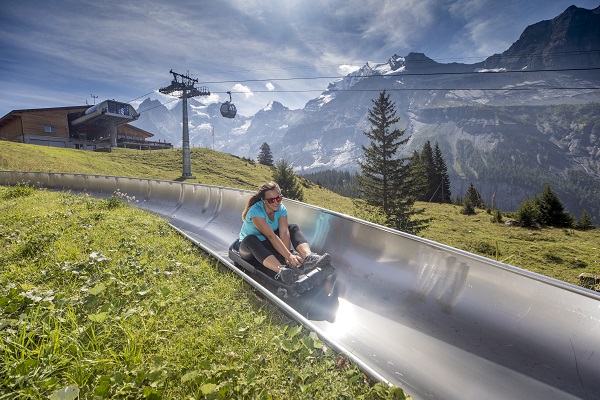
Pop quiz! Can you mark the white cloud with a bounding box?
[338,64,361,75]
[333,0,437,48]
[232,83,254,99]
[265,82,275,91]
[202,93,221,105]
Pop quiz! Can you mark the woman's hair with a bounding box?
[242,181,280,220]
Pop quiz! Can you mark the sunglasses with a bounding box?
[264,195,283,204]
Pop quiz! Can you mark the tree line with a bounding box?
[459,181,594,230]
[256,91,595,234]
[257,91,453,234]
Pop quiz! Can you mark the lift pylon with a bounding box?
[159,70,211,179]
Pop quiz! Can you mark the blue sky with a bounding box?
[1,0,597,117]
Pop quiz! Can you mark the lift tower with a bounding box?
[159,70,210,179]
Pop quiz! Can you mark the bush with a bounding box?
[491,209,503,224]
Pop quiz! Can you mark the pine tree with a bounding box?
[516,196,541,228]
[538,183,572,227]
[576,210,595,230]
[465,182,484,209]
[272,159,304,201]
[257,142,274,166]
[433,142,452,203]
[356,90,427,234]
[407,150,428,201]
[419,141,437,202]
[460,197,476,215]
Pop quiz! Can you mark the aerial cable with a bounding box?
[135,85,600,116]
[197,66,600,86]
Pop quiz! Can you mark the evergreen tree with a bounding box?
[419,141,437,202]
[407,150,428,201]
[257,142,274,166]
[576,210,595,230]
[516,196,541,228]
[538,183,572,227]
[433,142,452,203]
[272,159,304,201]
[465,182,484,209]
[356,90,427,234]
[460,197,476,215]
[302,169,359,197]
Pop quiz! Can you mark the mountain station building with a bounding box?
[0,100,171,151]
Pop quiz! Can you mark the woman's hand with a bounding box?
[286,254,303,267]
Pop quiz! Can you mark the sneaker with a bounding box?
[301,253,331,273]
[275,266,302,285]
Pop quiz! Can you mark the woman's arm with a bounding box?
[278,215,291,250]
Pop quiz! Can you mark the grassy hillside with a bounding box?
[1,141,598,289]
[0,142,354,214]
[420,203,599,287]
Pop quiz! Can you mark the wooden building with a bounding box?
[0,101,171,150]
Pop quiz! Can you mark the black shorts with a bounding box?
[239,224,307,264]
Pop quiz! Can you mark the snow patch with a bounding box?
[263,101,274,111]
[445,90,490,104]
[318,94,334,106]
[502,80,545,88]
[302,139,321,152]
[475,68,507,72]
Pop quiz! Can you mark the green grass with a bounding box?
[0,141,354,214]
[419,203,600,288]
[1,140,598,398]
[0,186,408,399]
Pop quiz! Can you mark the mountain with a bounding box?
[480,5,600,70]
[133,5,600,222]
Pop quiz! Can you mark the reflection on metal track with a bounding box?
[2,171,599,400]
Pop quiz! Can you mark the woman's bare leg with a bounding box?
[295,242,311,259]
[263,255,283,272]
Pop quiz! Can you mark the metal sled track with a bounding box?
[2,171,599,400]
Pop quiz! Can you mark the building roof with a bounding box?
[0,105,90,129]
[122,123,154,138]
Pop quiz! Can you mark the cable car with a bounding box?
[220,91,237,118]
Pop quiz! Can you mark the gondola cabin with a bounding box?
[220,101,237,118]
[220,91,237,118]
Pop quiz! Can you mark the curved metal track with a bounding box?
[2,171,599,400]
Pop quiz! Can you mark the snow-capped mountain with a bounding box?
[133,5,600,222]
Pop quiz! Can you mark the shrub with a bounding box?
[491,209,503,224]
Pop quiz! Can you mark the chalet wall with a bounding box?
[21,109,82,139]
[24,134,69,148]
[0,116,23,141]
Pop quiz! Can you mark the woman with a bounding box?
[239,181,330,285]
